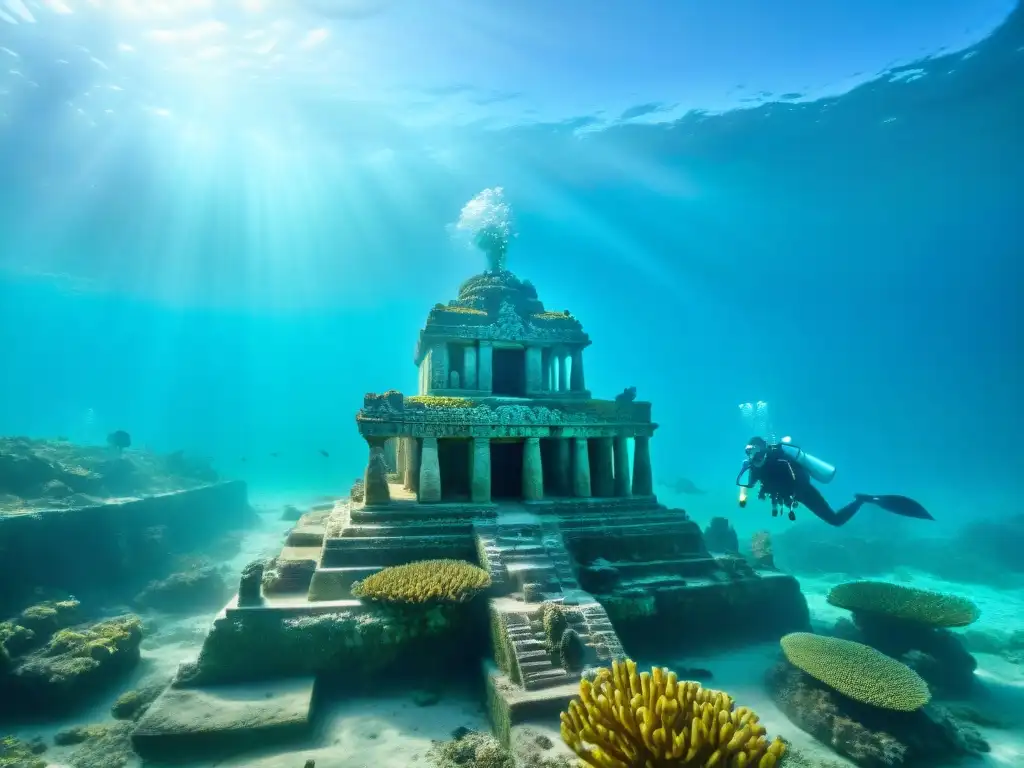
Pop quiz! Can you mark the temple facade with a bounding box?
[355,270,656,506]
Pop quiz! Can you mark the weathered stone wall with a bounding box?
[0,481,253,614]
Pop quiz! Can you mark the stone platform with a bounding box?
[146,489,809,758]
[132,676,317,759]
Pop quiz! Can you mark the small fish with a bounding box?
[270,452,279,458]
[669,476,706,496]
[240,457,247,462]
[318,449,329,458]
[107,430,131,451]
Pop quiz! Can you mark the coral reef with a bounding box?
[779,633,930,711]
[428,728,515,768]
[351,559,492,605]
[0,436,218,513]
[0,735,47,768]
[826,581,980,627]
[1,614,143,713]
[560,658,785,768]
[133,565,231,613]
[767,658,988,768]
[262,558,318,595]
[826,581,980,697]
[749,531,775,570]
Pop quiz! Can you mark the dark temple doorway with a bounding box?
[491,439,524,499]
[438,439,470,500]
[492,347,525,396]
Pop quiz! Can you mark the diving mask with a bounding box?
[745,436,769,468]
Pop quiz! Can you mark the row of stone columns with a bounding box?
[425,341,587,394]
[541,347,586,393]
[370,434,653,505]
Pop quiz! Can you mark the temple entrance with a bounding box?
[438,438,470,500]
[490,439,524,499]
[492,347,525,396]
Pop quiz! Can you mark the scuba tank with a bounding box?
[777,437,836,484]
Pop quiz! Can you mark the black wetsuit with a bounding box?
[749,445,867,527]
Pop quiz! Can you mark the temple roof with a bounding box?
[414,270,590,364]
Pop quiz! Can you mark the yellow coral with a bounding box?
[406,396,478,409]
[350,559,492,605]
[780,633,930,711]
[437,305,488,316]
[560,658,786,768]
[826,581,980,628]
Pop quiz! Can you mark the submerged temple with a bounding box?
[357,270,654,506]
[131,266,811,762]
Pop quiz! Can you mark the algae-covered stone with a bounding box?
[133,566,230,613]
[0,735,47,768]
[112,678,167,720]
[55,722,134,768]
[17,599,80,638]
[5,615,143,713]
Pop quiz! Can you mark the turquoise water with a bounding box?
[2,1,1019,527]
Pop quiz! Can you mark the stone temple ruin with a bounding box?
[131,269,810,759]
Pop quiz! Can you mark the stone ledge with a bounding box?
[485,664,578,748]
[131,676,317,760]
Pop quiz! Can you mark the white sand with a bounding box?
[5,496,1023,767]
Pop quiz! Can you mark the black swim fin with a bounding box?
[855,494,934,520]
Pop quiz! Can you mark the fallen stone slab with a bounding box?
[131,676,317,760]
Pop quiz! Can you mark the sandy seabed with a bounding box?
[7,492,1023,768]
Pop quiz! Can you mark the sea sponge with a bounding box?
[780,633,930,711]
[826,581,980,627]
[543,602,568,649]
[560,658,785,768]
[350,559,491,605]
[559,628,585,673]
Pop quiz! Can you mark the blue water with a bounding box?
[0,0,1021,532]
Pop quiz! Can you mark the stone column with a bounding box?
[572,437,591,497]
[522,437,544,501]
[395,437,407,478]
[525,346,543,395]
[478,341,493,393]
[429,343,449,394]
[471,437,491,503]
[403,437,419,491]
[555,438,571,495]
[363,437,391,505]
[419,436,442,502]
[632,435,653,496]
[557,351,569,393]
[570,347,585,391]
[463,344,478,390]
[591,437,615,497]
[613,436,631,497]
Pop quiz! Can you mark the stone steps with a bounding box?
[306,566,382,600]
[286,525,326,548]
[320,535,476,568]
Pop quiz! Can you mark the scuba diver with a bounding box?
[735,435,933,526]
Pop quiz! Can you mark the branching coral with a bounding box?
[826,581,980,628]
[560,658,785,768]
[350,559,492,605]
[780,633,930,711]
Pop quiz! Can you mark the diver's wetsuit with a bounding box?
[749,445,867,527]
